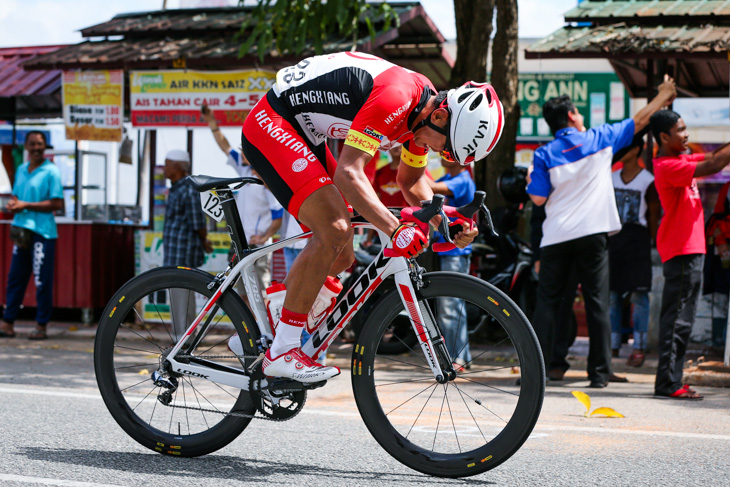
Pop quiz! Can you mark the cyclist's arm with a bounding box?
[335,144,401,236]
[396,160,434,207]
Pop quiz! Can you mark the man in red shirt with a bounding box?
[650,110,730,399]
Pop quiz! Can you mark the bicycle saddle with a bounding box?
[186,175,263,192]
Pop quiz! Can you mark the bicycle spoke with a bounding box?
[181,378,190,436]
[131,385,158,412]
[374,354,432,371]
[457,375,520,397]
[114,344,162,355]
[404,382,439,439]
[120,377,153,393]
[443,384,462,453]
[432,385,447,451]
[114,362,159,371]
[385,381,438,417]
[119,322,164,352]
[185,376,210,429]
[374,376,439,388]
[450,382,509,424]
[454,381,489,444]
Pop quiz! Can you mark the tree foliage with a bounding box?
[237,0,399,61]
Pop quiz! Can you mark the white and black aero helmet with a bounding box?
[441,81,504,166]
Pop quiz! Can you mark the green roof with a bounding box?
[564,0,730,23]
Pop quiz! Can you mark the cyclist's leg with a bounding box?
[241,94,344,379]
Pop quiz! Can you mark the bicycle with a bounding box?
[94,174,545,478]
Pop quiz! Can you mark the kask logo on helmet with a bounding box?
[461,120,489,155]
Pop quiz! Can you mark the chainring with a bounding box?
[248,361,306,421]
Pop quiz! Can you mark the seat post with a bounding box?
[217,190,249,262]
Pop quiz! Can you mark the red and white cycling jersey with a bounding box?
[269,51,434,167]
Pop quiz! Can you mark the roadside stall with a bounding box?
[0,47,137,321]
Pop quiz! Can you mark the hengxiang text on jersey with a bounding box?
[288,91,351,107]
[254,109,318,163]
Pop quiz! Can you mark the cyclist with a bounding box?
[241,51,504,382]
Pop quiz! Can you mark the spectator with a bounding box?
[162,149,212,268]
[374,146,408,207]
[427,156,476,371]
[162,149,212,338]
[0,131,63,340]
[530,203,579,381]
[526,76,675,388]
[609,131,660,367]
[704,181,730,350]
[201,104,283,296]
[650,110,730,399]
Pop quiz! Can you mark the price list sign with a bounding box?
[63,70,124,141]
[130,70,276,127]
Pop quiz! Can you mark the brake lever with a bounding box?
[480,202,499,238]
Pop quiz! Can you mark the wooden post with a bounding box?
[645,58,655,173]
[187,129,193,174]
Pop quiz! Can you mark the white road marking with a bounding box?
[2,384,729,442]
[0,473,122,486]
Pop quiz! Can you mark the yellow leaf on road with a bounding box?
[138,369,150,375]
[571,391,591,416]
[69,326,78,332]
[590,407,624,418]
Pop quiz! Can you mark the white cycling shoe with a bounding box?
[262,348,340,383]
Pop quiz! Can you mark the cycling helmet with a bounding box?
[441,82,504,166]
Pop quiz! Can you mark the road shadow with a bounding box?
[15,447,496,485]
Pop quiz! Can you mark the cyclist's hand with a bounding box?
[452,221,477,249]
[389,223,428,258]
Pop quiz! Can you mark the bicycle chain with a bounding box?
[161,353,299,422]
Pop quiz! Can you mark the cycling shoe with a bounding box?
[262,347,340,383]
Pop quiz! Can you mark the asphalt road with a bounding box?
[1,334,729,487]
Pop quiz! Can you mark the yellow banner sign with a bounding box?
[130,70,276,127]
[63,70,124,142]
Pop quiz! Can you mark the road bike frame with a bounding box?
[162,183,447,391]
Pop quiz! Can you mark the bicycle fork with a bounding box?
[393,267,454,384]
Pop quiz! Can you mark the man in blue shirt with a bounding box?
[526,76,676,388]
[429,158,476,371]
[0,131,63,340]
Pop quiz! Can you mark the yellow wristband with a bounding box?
[401,146,427,167]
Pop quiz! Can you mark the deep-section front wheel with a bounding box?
[352,272,545,478]
[94,267,260,457]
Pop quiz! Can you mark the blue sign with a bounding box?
[0,127,52,146]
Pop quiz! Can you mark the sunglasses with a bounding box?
[439,135,456,163]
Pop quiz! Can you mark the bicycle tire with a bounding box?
[351,272,544,478]
[94,267,260,457]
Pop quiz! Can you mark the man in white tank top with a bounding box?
[609,133,660,367]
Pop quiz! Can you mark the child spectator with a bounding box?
[650,109,730,399]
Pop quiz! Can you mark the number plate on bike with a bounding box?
[200,191,224,222]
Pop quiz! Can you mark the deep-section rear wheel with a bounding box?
[94,267,260,457]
